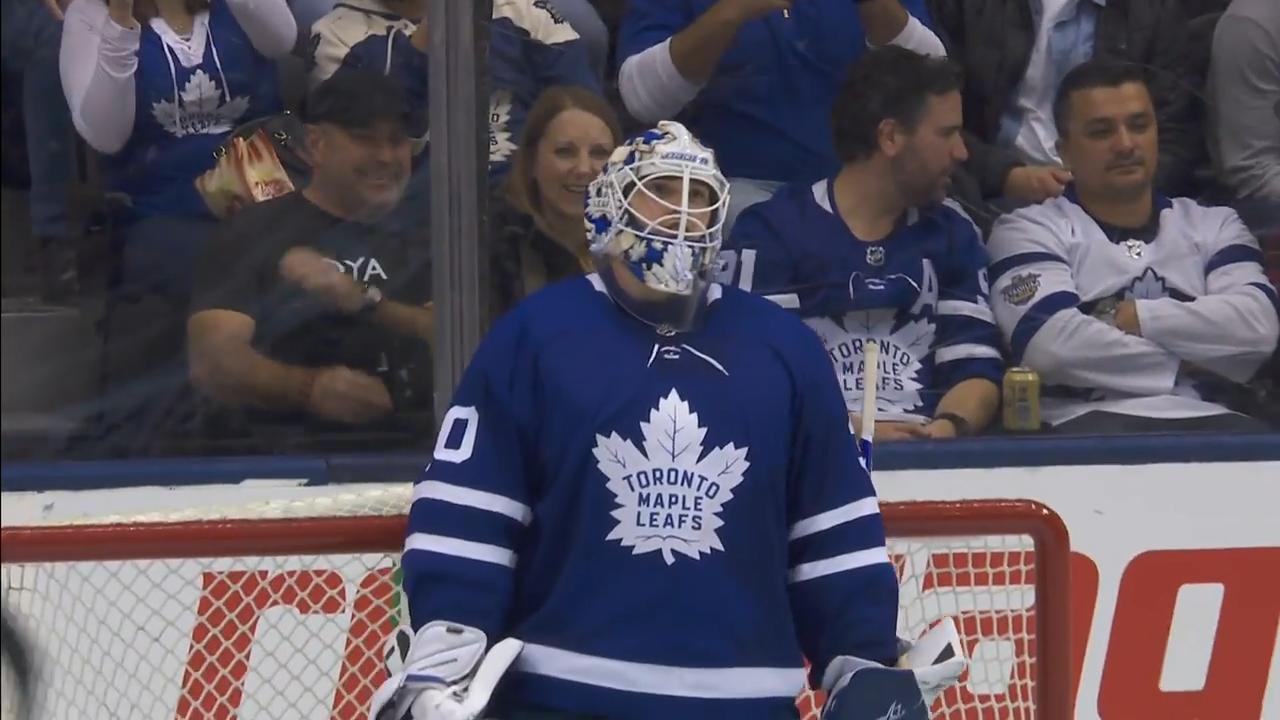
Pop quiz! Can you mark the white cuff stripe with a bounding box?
[789,546,891,584]
[789,497,880,541]
[404,532,516,568]
[414,480,533,525]
[514,643,807,699]
[934,343,1004,364]
[937,299,995,323]
[765,293,800,309]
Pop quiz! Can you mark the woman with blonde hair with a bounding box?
[491,85,623,319]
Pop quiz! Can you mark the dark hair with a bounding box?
[505,86,623,217]
[831,47,964,163]
[1052,60,1149,137]
[303,71,412,131]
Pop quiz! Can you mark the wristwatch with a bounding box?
[934,412,973,437]
[359,283,384,315]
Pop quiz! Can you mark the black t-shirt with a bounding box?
[192,193,433,435]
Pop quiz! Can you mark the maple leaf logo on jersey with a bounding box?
[808,310,931,417]
[1124,267,1169,300]
[593,390,749,565]
[151,69,249,138]
[488,90,517,164]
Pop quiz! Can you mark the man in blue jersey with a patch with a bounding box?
[723,48,1004,442]
[369,121,966,719]
[617,0,945,234]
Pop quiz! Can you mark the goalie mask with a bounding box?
[585,121,730,334]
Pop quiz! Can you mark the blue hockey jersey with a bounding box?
[722,178,1004,423]
[309,0,599,180]
[403,275,898,719]
[617,0,936,184]
[106,1,281,221]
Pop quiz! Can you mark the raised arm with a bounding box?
[61,0,139,154]
[617,0,788,123]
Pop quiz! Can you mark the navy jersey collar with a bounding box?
[1063,183,1171,245]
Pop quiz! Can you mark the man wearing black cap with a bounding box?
[187,70,434,446]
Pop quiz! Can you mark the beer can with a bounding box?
[1002,366,1041,432]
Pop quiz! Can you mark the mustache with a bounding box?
[1107,156,1144,169]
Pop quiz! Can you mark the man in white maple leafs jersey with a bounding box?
[987,60,1280,433]
[722,48,1004,442]
[370,123,908,720]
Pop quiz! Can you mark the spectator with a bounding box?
[722,48,1002,441]
[2,0,76,303]
[987,60,1279,434]
[308,0,600,182]
[1208,0,1279,235]
[927,0,1198,211]
[187,71,434,445]
[491,85,622,319]
[617,0,945,234]
[58,0,295,452]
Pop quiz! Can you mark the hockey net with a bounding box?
[0,495,1070,720]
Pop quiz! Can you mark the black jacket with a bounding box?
[489,195,591,321]
[928,0,1198,201]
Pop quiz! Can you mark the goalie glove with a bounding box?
[368,621,523,720]
[820,617,967,720]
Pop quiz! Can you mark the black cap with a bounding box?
[303,70,412,130]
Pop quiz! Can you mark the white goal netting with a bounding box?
[1,493,1069,720]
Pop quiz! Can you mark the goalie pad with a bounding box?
[820,618,967,720]
[369,621,524,720]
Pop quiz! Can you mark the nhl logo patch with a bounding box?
[1001,272,1041,307]
[866,246,886,267]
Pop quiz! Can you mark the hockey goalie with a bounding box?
[370,121,966,720]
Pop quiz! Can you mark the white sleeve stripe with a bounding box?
[789,497,880,541]
[934,343,1004,364]
[404,532,517,568]
[515,643,806,699]
[937,300,995,323]
[789,546,891,584]
[414,481,533,525]
[738,249,757,292]
[765,293,800,309]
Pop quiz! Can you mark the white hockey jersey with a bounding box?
[987,192,1280,425]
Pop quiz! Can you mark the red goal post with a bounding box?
[1,498,1071,720]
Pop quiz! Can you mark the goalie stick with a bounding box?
[858,340,879,471]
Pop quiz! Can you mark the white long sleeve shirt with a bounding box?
[60,0,295,155]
